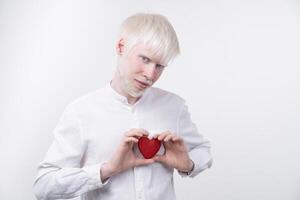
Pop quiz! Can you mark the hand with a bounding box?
[153,131,194,172]
[100,129,154,181]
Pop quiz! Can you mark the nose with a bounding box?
[143,63,157,81]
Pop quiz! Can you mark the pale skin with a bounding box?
[153,131,194,172]
[100,38,194,182]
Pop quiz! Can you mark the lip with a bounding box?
[135,79,149,89]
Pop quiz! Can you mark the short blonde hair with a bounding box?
[118,13,180,65]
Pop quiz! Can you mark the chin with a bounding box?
[128,88,145,98]
[130,90,144,98]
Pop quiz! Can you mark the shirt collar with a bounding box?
[106,81,150,106]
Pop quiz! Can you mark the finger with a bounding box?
[153,155,167,164]
[164,134,175,142]
[132,128,149,135]
[135,158,154,166]
[125,129,142,137]
[124,136,139,143]
[157,131,172,141]
[126,129,149,138]
[171,136,183,143]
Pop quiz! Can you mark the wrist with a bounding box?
[179,160,194,175]
[100,162,115,182]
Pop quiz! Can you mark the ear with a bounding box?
[116,38,125,55]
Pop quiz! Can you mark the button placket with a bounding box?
[130,106,139,128]
[134,167,145,200]
[131,106,144,200]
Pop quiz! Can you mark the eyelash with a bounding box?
[140,56,150,63]
[140,56,165,69]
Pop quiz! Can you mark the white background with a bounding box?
[1,0,300,199]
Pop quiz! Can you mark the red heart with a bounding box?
[138,136,161,159]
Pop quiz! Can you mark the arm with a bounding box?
[33,105,107,200]
[33,104,154,199]
[176,103,213,177]
[153,102,212,177]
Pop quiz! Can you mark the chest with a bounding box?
[80,105,179,162]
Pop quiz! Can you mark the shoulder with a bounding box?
[64,87,108,113]
[146,86,186,106]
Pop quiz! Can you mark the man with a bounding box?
[33,13,212,200]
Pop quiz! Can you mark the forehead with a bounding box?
[130,43,167,65]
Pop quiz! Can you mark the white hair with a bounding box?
[118,13,180,65]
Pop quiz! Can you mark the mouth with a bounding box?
[134,79,150,89]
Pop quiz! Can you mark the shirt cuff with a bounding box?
[177,159,194,176]
[178,150,213,178]
[82,163,110,189]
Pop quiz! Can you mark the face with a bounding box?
[116,42,167,98]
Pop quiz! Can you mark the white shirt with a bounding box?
[33,83,212,200]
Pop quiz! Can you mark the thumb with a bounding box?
[153,155,167,164]
[135,158,154,166]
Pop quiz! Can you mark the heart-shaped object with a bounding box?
[138,136,161,159]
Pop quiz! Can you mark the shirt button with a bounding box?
[137,192,143,199]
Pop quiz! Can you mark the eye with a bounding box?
[156,64,166,70]
[139,56,150,64]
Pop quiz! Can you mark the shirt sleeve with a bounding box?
[176,102,213,178]
[33,104,109,200]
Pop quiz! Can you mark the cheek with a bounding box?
[154,70,163,80]
[132,59,143,70]
[123,55,146,77]
[121,59,136,76]
[122,66,138,81]
[129,61,144,76]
